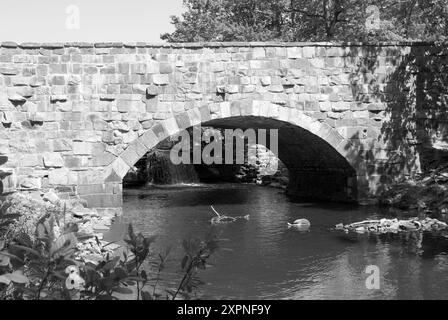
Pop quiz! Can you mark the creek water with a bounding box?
[118,183,448,300]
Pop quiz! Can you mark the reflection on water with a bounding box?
[119,184,448,300]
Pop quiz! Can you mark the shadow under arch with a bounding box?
[103,100,361,203]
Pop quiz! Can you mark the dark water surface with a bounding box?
[120,184,448,300]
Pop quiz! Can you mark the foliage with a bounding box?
[0,199,218,300]
[161,0,448,42]
[171,233,219,300]
[1,193,62,242]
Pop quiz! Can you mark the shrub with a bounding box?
[0,195,218,300]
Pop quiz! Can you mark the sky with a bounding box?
[0,0,185,43]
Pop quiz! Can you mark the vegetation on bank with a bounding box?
[0,194,218,300]
[379,165,448,216]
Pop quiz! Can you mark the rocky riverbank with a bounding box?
[0,191,121,264]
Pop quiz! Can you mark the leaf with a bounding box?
[50,233,77,258]
[143,235,157,248]
[0,251,22,264]
[2,270,29,284]
[0,221,14,228]
[9,244,41,258]
[102,256,120,272]
[113,286,133,294]
[124,276,146,282]
[113,267,127,280]
[51,271,67,281]
[0,275,11,285]
[16,233,33,247]
[36,213,55,241]
[0,254,10,267]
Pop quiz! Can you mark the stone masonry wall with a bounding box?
[0,41,437,209]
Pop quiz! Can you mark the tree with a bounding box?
[161,0,448,42]
[161,0,289,42]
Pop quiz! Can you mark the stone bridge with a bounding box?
[0,41,438,213]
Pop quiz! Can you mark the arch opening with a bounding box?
[97,101,362,211]
[121,115,357,203]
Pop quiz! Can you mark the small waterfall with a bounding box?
[146,149,199,185]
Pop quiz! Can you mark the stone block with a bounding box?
[326,130,344,147]
[146,61,160,74]
[0,66,19,75]
[152,74,170,85]
[19,176,41,189]
[303,47,316,58]
[175,112,191,130]
[187,108,202,126]
[132,139,147,158]
[117,100,145,113]
[140,129,159,149]
[48,168,69,185]
[49,64,67,74]
[287,47,302,59]
[327,111,341,119]
[268,85,284,93]
[251,47,266,59]
[43,153,64,168]
[159,63,173,74]
[120,145,140,167]
[305,101,319,111]
[353,110,369,118]
[122,131,138,144]
[198,104,211,122]
[225,84,239,94]
[20,154,42,167]
[162,117,180,136]
[130,63,146,74]
[319,101,331,112]
[146,85,159,96]
[77,184,106,196]
[331,102,350,112]
[211,62,225,72]
[108,158,130,179]
[73,142,92,155]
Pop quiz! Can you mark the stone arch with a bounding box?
[101,100,360,203]
[106,101,356,178]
